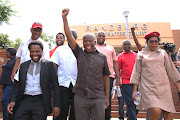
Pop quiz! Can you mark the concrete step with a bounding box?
[111,111,180,119]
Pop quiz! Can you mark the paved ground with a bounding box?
[46,117,180,120]
[0,117,179,120]
[48,117,147,120]
[0,115,179,120]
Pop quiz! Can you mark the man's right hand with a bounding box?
[62,8,69,18]
[10,72,15,82]
[7,102,15,114]
[131,27,135,33]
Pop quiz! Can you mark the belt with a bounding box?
[24,94,42,97]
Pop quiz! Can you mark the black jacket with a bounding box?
[0,57,16,85]
[10,58,61,114]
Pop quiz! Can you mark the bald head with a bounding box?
[122,40,131,53]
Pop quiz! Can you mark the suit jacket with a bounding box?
[10,58,61,115]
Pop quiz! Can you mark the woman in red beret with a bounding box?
[130,32,180,120]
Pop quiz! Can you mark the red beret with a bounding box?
[144,32,160,39]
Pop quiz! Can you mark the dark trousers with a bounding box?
[122,84,137,120]
[118,94,124,119]
[1,85,13,120]
[14,95,47,120]
[55,83,75,120]
[74,95,105,120]
[105,77,114,120]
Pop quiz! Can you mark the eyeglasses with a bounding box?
[148,40,159,44]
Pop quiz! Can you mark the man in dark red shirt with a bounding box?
[117,40,137,120]
[62,8,110,120]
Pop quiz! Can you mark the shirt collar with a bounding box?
[96,43,106,46]
[84,48,99,53]
[9,57,16,60]
[144,45,161,52]
[122,50,133,54]
[29,38,42,42]
[30,58,42,63]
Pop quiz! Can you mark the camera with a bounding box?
[159,42,175,53]
[159,42,178,62]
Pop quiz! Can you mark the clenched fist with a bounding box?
[131,27,135,33]
[62,8,69,17]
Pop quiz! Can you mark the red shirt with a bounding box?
[117,51,137,84]
[49,46,58,58]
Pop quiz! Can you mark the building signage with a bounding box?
[85,23,148,37]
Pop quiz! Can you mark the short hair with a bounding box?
[83,33,95,41]
[56,32,65,39]
[97,31,106,37]
[122,40,131,45]
[28,40,43,50]
[6,47,16,56]
[71,29,78,40]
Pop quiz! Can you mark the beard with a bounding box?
[56,41,64,46]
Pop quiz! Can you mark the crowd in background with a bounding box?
[0,8,180,120]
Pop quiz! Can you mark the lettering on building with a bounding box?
[86,23,148,37]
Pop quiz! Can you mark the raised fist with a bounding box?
[131,27,135,32]
[62,8,69,17]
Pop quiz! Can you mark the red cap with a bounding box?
[144,32,160,39]
[32,22,43,29]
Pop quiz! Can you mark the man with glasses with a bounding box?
[11,22,49,82]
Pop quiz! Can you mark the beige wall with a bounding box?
[172,30,180,52]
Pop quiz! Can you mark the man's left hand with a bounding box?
[174,61,180,66]
[105,97,109,109]
[53,107,60,119]
[115,78,121,87]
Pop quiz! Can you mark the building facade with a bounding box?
[68,22,178,53]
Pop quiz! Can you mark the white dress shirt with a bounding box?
[51,44,77,88]
[24,60,42,95]
[15,38,49,80]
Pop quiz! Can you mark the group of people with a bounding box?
[0,8,180,120]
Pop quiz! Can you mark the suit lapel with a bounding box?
[40,59,47,83]
[22,61,31,91]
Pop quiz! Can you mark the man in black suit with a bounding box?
[7,40,61,120]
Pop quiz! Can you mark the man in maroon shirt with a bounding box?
[62,8,110,120]
[117,40,137,120]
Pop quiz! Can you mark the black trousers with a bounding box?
[105,77,114,120]
[55,83,75,120]
[14,95,47,120]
